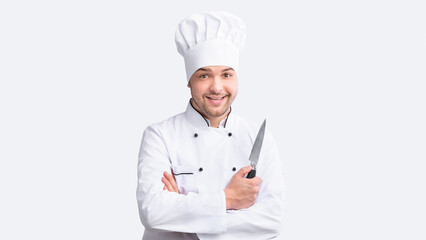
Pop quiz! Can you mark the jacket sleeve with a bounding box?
[137,124,227,234]
[197,131,286,240]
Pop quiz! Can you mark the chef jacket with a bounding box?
[137,101,285,240]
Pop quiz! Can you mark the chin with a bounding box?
[208,107,230,118]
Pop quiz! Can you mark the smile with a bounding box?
[206,95,227,105]
[206,96,226,100]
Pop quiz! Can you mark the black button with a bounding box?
[199,167,203,172]
[194,133,198,137]
[232,167,236,171]
[228,132,232,137]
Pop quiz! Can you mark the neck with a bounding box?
[208,114,228,128]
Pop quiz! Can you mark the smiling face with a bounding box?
[188,66,238,127]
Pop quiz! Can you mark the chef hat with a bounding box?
[175,11,246,81]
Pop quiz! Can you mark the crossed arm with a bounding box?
[138,125,285,238]
[159,164,285,239]
[162,166,262,210]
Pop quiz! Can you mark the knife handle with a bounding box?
[246,169,256,179]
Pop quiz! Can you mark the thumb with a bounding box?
[234,165,252,178]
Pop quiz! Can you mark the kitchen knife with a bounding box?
[246,119,266,179]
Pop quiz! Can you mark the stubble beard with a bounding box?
[192,96,232,119]
[203,102,230,118]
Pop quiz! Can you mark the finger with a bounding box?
[162,176,174,192]
[171,170,177,181]
[163,172,179,193]
[165,179,174,192]
[251,176,263,185]
[234,165,252,178]
[164,171,179,192]
[165,171,178,192]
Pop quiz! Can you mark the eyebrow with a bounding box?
[196,67,235,72]
[197,68,212,72]
[221,68,234,72]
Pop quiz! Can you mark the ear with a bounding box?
[187,81,191,88]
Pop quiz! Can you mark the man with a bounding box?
[137,12,285,240]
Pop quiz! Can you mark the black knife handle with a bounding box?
[247,169,256,179]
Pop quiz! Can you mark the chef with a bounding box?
[137,12,285,240]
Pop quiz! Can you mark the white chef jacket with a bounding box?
[137,101,285,240]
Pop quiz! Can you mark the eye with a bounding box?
[199,74,209,79]
[224,73,232,78]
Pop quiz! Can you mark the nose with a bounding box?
[209,77,223,93]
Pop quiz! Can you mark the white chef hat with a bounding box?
[175,11,246,81]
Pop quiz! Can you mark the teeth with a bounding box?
[208,96,225,100]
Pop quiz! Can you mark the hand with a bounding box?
[224,165,262,210]
[162,170,180,193]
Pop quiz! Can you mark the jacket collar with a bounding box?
[184,99,234,129]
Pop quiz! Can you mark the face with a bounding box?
[188,66,238,121]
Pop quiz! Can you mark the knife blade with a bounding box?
[247,119,266,179]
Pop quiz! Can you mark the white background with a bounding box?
[1,0,425,239]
